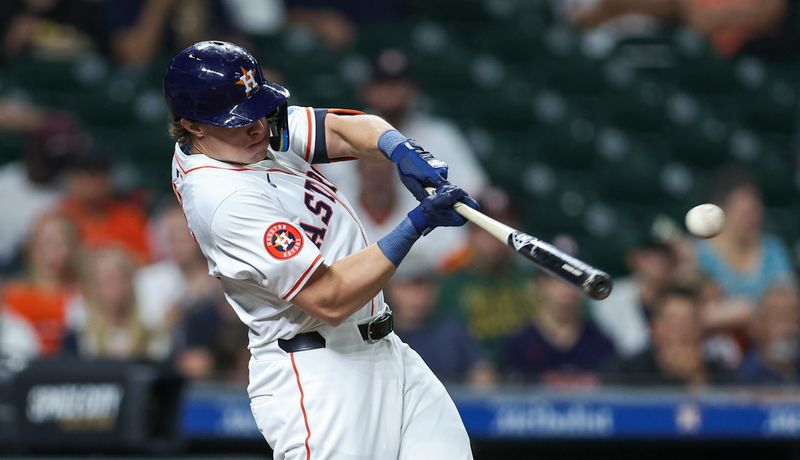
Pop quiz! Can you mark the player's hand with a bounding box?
[388,139,449,201]
[407,184,478,234]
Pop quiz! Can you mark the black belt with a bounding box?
[278,312,393,353]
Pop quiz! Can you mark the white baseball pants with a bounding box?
[247,325,473,460]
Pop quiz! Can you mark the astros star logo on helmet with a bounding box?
[236,67,259,95]
[264,222,303,259]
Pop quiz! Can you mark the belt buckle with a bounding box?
[366,313,391,344]
[366,320,380,344]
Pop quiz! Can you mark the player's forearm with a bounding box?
[324,113,394,161]
[293,245,396,326]
[700,298,754,331]
[611,0,679,19]
[576,0,679,28]
[112,0,174,66]
[690,0,785,32]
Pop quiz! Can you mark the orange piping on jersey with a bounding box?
[327,108,366,116]
[305,172,338,204]
[282,254,324,300]
[328,156,358,163]
[290,352,312,460]
[335,198,369,248]
[171,180,183,206]
[304,107,313,163]
[174,153,290,176]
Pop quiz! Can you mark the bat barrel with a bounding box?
[585,271,613,300]
[425,187,615,300]
[509,231,614,300]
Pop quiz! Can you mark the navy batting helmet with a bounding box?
[164,41,290,151]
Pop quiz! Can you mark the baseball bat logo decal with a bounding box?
[264,222,304,259]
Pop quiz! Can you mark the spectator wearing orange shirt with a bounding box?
[2,213,80,355]
[58,148,151,263]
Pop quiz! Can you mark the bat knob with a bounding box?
[586,272,613,300]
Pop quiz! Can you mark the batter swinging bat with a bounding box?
[427,188,613,300]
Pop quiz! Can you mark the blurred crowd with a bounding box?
[1,0,799,392]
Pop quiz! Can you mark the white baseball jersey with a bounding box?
[171,105,472,460]
[171,106,385,350]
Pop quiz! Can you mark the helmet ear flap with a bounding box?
[268,103,290,152]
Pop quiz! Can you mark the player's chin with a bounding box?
[245,138,269,157]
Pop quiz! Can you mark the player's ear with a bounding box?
[180,119,205,138]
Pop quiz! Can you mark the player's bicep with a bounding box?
[324,111,392,162]
[290,263,338,321]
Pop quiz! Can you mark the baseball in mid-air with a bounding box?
[685,203,725,238]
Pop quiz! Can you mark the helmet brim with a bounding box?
[202,82,290,128]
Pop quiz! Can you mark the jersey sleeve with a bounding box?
[286,106,367,165]
[209,189,325,301]
[287,106,330,165]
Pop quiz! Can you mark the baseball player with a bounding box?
[164,41,476,459]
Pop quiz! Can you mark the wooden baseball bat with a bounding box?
[427,188,613,300]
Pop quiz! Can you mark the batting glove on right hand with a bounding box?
[388,139,450,201]
[407,185,479,235]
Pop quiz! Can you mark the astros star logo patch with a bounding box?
[236,67,259,96]
[264,222,303,259]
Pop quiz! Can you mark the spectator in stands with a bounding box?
[171,286,250,382]
[316,48,488,201]
[58,147,152,263]
[606,287,731,387]
[0,106,83,271]
[224,0,285,36]
[737,283,800,385]
[572,0,795,58]
[107,0,242,69]
[173,292,222,379]
[136,202,211,335]
[136,204,250,380]
[1,0,109,60]
[590,236,678,358]
[387,263,495,387]
[63,246,162,360]
[504,236,616,386]
[695,169,794,334]
[137,204,248,380]
[347,158,468,270]
[285,0,403,50]
[0,301,40,364]
[435,189,534,364]
[2,213,79,356]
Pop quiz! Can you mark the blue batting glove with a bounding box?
[407,185,479,234]
[378,131,449,201]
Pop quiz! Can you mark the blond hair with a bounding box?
[78,246,151,358]
[168,119,190,143]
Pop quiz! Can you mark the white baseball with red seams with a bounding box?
[172,106,472,459]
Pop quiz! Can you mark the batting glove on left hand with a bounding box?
[407,184,479,235]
